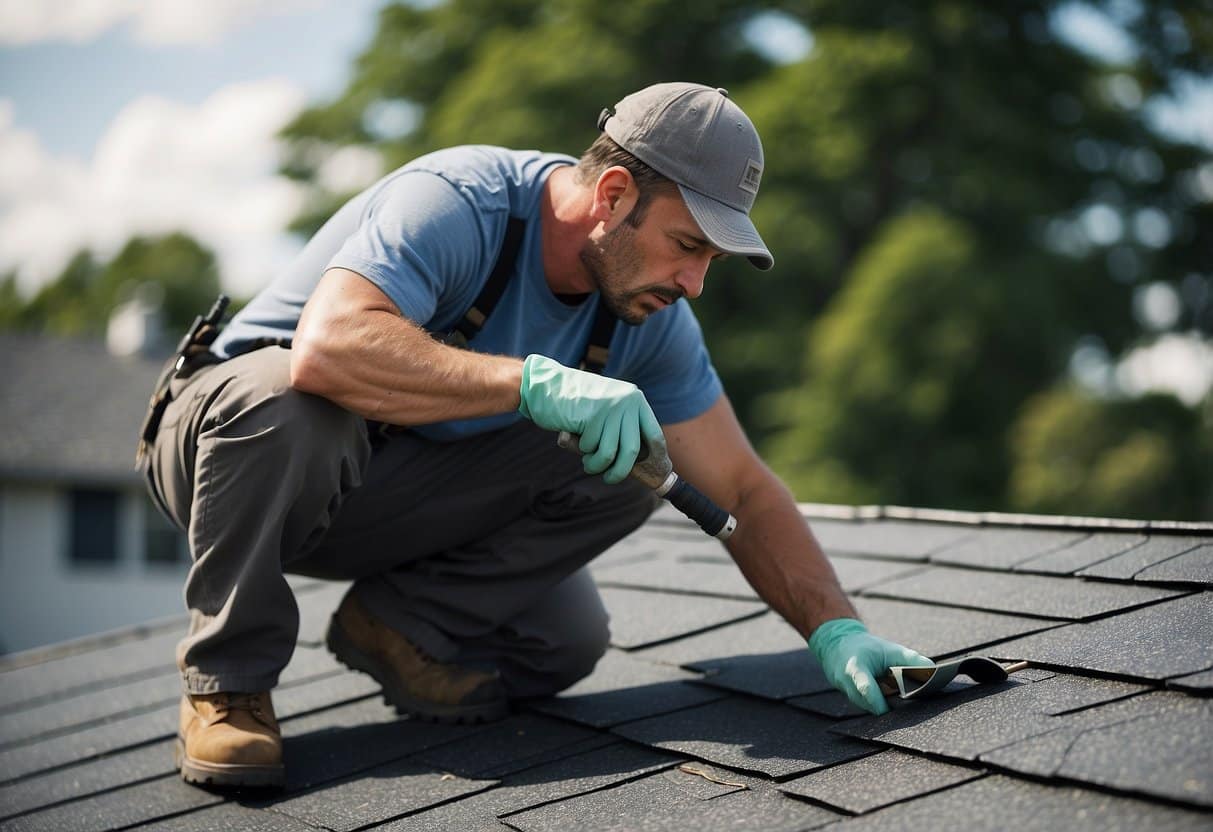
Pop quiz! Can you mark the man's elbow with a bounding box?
[289,335,333,396]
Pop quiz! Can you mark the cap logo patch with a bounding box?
[739,158,762,195]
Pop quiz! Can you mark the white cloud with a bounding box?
[0,0,325,47]
[0,79,308,297]
[1116,333,1213,407]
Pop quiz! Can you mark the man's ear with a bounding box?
[590,166,639,228]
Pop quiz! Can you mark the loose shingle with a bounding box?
[1077,536,1208,580]
[862,566,1184,621]
[989,593,1213,683]
[827,775,1211,832]
[834,674,1147,761]
[599,587,766,649]
[506,768,841,832]
[778,749,982,813]
[980,692,1213,807]
[526,649,725,727]
[929,527,1088,569]
[613,696,875,778]
[1013,533,1148,575]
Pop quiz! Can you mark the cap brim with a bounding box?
[679,185,773,270]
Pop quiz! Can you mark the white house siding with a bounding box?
[0,484,188,655]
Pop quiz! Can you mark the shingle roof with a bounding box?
[1,505,1210,830]
[0,333,166,485]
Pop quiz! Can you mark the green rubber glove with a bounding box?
[518,354,665,485]
[808,618,934,715]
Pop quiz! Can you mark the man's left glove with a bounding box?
[808,618,933,715]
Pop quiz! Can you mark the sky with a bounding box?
[0,0,1210,403]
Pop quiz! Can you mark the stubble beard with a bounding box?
[579,221,683,326]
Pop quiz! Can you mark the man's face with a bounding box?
[579,192,725,325]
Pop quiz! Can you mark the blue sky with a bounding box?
[0,1,388,160]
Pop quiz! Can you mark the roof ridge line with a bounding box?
[796,504,1213,534]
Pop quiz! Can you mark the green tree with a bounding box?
[3,233,221,337]
[1009,387,1212,519]
[279,0,1213,517]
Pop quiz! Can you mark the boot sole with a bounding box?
[325,614,508,725]
[174,736,285,789]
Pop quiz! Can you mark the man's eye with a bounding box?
[677,240,696,252]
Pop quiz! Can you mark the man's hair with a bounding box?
[574,134,678,228]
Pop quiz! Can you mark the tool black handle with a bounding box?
[664,477,735,539]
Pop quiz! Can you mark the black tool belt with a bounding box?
[136,294,230,467]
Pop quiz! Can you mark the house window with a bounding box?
[144,498,187,565]
[69,488,119,564]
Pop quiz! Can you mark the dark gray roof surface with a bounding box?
[0,333,166,485]
[1,505,1210,830]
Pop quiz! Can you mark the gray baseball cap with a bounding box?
[598,82,773,270]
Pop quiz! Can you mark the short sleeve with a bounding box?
[326,171,492,327]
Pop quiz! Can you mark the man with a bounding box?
[143,82,932,789]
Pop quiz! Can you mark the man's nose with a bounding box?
[675,258,711,299]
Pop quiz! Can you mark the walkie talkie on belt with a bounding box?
[136,294,230,466]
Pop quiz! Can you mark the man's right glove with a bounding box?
[518,354,665,485]
[808,617,934,715]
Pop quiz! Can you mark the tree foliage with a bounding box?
[2,233,221,337]
[279,0,1213,517]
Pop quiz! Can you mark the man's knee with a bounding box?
[539,610,611,694]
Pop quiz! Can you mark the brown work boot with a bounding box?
[176,691,284,788]
[326,592,508,724]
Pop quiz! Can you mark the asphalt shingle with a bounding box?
[1076,536,1210,580]
[506,766,842,832]
[826,775,1212,832]
[612,696,875,778]
[599,586,766,649]
[4,509,1209,831]
[525,648,725,727]
[979,691,1213,806]
[989,592,1213,684]
[862,566,1185,621]
[778,748,983,813]
[929,527,1090,570]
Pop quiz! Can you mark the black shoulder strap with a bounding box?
[580,298,615,374]
[445,217,526,347]
[445,216,617,374]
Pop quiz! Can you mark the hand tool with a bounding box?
[557,431,736,540]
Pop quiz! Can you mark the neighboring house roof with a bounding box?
[0,333,165,486]
[0,506,1210,830]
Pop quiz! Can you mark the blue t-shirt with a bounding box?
[214,145,723,441]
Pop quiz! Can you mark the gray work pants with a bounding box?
[144,347,657,697]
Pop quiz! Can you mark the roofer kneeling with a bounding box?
[139,82,933,789]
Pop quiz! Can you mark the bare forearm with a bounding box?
[726,475,856,639]
[291,282,523,425]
